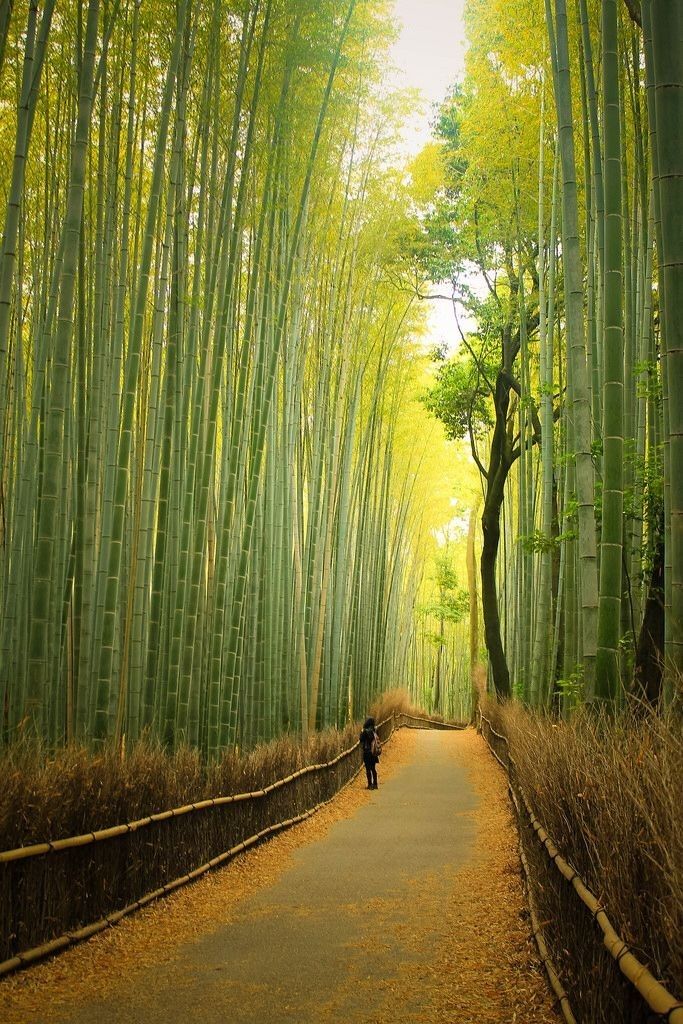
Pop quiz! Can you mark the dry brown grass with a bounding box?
[0,722,368,850]
[0,692,428,852]
[484,699,683,1024]
[369,688,421,722]
[369,688,462,725]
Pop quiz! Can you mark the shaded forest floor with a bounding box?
[0,729,557,1024]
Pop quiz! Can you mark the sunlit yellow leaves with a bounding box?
[407,142,448,204]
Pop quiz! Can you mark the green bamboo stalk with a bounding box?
[595,0,624,701]
[0,0,56,476]
[174,0,271,746]
[531,105,556,706]
[648,0,683,687]
[218,1,358,750]
[26,0,100,734]
[94,0,188,740]
[548,0,599,695]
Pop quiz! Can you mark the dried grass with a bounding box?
[484,699,683,1023]
[0,723,362,850]
[369,688,423,723]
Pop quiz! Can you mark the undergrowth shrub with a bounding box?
[484,699,683,1023]
[369,687,425,723]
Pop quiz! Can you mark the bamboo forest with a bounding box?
[0,1,681,1022]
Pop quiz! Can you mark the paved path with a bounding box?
[46,731,478,1024]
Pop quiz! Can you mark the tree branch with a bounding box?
[458,325,496,397]
[468,417,489,481]
[501,369,543,440]
[511,426,542,464]
[473,206,502,308]
[416,289,460,302]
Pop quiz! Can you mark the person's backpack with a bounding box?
[371,733,382,758]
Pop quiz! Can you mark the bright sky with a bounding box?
[387,2,476,525]
[388,0,470,351]
[389,0,467,158]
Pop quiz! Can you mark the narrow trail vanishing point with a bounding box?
[1,729,559,1024]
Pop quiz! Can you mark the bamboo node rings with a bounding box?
[615,943,631,964]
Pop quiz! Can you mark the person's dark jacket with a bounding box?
[360,719,379,762]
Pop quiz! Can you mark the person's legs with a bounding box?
[371,761,378,787]
[364,757,373,788]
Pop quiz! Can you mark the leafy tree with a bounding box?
[419,551,469,713]
[407,81,545,700]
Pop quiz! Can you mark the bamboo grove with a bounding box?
[418,0,682,707]
[0,0,471,753]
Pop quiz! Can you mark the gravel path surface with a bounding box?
[1,728,559,1024]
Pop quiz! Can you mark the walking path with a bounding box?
[0,729,558,1024]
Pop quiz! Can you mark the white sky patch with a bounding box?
[388,0,467,157]
[385,4,479,523]
[385,1,472,352]
[432,515,470,546]
[422,292,460,354]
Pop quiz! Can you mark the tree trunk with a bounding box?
[481,471,511,700]
[634,531,664,704]
[467,502,480,711]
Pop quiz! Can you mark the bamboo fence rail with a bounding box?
[0,746,370,867]
[478,710,683,1024]
[395,713,465,731]
[0,774,355,977]
[0,713,463,977]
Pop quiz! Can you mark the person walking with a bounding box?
[360,716,381,789]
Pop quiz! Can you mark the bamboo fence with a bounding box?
[478,710,683,1024]
[395,714,465,731]
[0,713,462,977]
